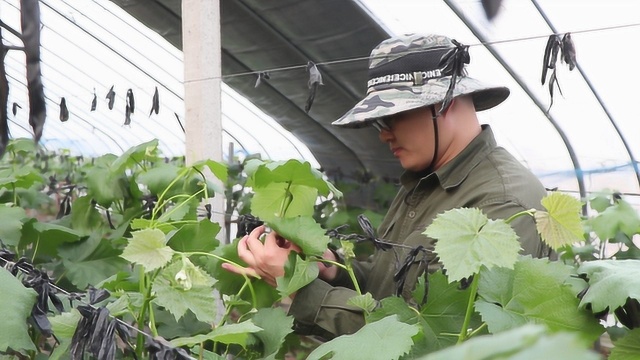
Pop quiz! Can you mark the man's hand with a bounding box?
[222,225,299,287]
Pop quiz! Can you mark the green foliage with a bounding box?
[170,320,262,348]
[3,139,640,359]
[251,307,295,360]
[276,253,319,298]
[535,191,584,249]
[419,324,600,360]
[307,316,419,360]
[0,268,37,352]
[368,272,482,355]
[269,216,330,256]
[347,293,377,314]
[475,257,603,343]
[425,208,520,282]
[152,260,217,323]
[577,259,640,312]
[121,228,175,272]
[0,204,26,246]
[610,328,640,360]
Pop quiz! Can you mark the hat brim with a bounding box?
[332,77,510,128]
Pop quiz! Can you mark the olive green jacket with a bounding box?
[289,125,552,338]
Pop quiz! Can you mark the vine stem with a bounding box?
[457,272,479,344]
[504,209,535,224]
[314,258,361,295]
[152,167,191,222]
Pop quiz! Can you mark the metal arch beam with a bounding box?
[443,0,588,214]
[531,0,640,190]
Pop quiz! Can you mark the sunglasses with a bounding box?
[371,118,392,132]
[370,106,439,133]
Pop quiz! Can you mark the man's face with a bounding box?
[377,107,436,172]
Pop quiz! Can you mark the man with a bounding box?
[223,33,552,338]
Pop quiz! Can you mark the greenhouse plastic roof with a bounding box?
[2,0,640,208]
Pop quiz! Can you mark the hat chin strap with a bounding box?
[425,105,439,174]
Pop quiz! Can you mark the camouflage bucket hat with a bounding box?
[332,34,510,128]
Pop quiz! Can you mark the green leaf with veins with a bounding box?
[268,216,329,256]
[610,328,640,360]
[577,259,640,312]
[476,256,603,343]
[110,139,159,174]
[420,324,600,360]
[588,198,640,240]
[137,163,182,195]
[276,253,319,298]
[307,315,419,360]
[251,182,317,221]
[170,320,262,347]
[49,309,81,360]
[167,218,220,252]
[368,271,482,355]
[252,307,294,360]
[85,167,123,207]
[121,228,174,272]
[535,192,584,250]
[0,268,37,352]
[424,207,520,282]
[250,159,331,195]
[348,293,377,314]
[191,159,228,183]
[152,260,216,323]
[70,195,103,234]
[0,204,25,246]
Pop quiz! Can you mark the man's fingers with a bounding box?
[245,225,266,256]
[221,263,260,279]
[236,236,256,265]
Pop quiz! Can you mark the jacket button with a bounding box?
[408,211,416,218]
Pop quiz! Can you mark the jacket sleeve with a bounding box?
[288,279,367,339]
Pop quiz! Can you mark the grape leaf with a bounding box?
[131,219,177,233]
[252,307,294,360]
[347,293,377,314]
[369,271,482,355]
[476,256,603,343]
[269,216,329,256]
[535,192,584,250]
[577,259,640,312]
[137,163,182,195]
[167,218,221,252]
[424,208,520,282]
[85,167,124,207]
[0,204,25,246]
[110,139,159,174]
[251,182,317,222]
[0,166,43,189]
[610,328,640,360]
[276,253,319,298]
[588,198,640,240]
[307,316,419,360]
[70,195,103,234]
[170,320,262,347]
[420,324,600,360]
[0,268,37,352]
[152,261,216,323]
[250,159,332,196]
[191,159,229,183]
[49,309,81,360]
[121,228,174,272]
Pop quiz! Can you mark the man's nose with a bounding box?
[378,128,393,142]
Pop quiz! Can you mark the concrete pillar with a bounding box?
[182,0,226,240]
